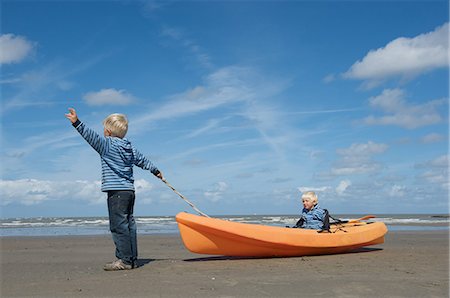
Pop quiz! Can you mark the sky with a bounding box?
[0,0,448,218]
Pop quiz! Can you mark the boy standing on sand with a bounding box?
[65,108,163,271]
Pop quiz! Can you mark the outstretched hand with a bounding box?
[65,108,78,124]
[155,171,164,180]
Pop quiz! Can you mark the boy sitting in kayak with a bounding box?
[293,191,326,230]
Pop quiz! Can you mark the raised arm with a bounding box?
[65,108,78,124]
[65,108,109,156]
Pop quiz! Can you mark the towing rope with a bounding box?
[162,178,210,218]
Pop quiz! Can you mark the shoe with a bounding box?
[103,259,133,271]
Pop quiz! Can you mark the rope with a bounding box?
[162,178,210,218]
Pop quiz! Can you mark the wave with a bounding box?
[1,214,448,236]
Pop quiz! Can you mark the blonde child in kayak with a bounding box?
[293,191,326,230]
[65,108,163,271]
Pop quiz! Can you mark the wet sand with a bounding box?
[1,230,448,297]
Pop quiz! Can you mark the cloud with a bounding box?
[0,178,156,206]
[416,154,448,169]
[421,133,445,144]
[421,170,448,189]
[132,66,290,158]
[388,185,406,197]
[285,108,362,116]
[415,155,448,190]
[2,55,106,113]
[297,186,330,193]
[241,103,291,156]
[123,43,292,157]
[363,89,444,129]
[168,138,262,163]
[0,179,103,206]
[139,0,167,13]
[323,74,336,83]
[133,66,255,126]
[331,141,388,175]
[336,180,351,196]
[204,181,228,202]
[183,118,224,139]
[160,25,213,69]
[343,23,449,86]
[1,129,80,163]
[134,179,158,204]
[0,34,34,64]
[336,141,388,156]
[0,77,22,84]
[331,164,382,176]
[182,158,206,166]
[83,88,134,106]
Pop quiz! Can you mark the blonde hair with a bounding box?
[103,113,128,138]
[302,191,318,205]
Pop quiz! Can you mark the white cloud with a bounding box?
[132,66,291,158]
[421,133,445,144]
[160,26,182,40]
[204,181,228,202]
[363,89,444,129]
[57,80,74,91]
[140,0,166,13]
[272,188,294,203]
[331,164,382,176]
[416,155,449,190]
[2,55,106,113]
[344,23,449,85]
[331,141,388,175]
[133,66,255,126]
[418,155,448,168]
[0,179,103,206]
[0,178,155,206]
[389,185,406,197]
[133,179,158,204]
[336,141,388,156]
[0,77,22,84]
[169,138,261,163]
[160,25,213,69]
[336,180,351,196]
[83,88,134,106]
[135,179,154,192]
[323,74,336,83]
[421,171,448,185]
[183,118,225,139]
[0,34,34,64]
[297,186,330,193]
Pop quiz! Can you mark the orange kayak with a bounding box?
[176,212,388,257]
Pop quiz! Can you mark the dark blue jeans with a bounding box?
[107,190,137,265]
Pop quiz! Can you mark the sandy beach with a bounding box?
[1,230,448,297]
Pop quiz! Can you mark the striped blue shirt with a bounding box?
[73,120,159,192]
[300,205,326,230]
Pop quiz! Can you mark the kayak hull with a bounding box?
[176,212,387,257]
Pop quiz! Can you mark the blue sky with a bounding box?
[1,0,448,218]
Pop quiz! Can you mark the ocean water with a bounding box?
[0,214,448,237]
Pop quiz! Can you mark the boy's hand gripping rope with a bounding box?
[162,178,210,218]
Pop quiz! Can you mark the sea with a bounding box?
[0,214,448,237]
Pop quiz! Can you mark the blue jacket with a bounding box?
[73,120,159,192]
[300,205,326,230]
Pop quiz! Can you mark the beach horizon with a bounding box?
[1,230,448,297]
[1,213,448,237]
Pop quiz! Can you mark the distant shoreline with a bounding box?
[1,213,449,237]
[1,213,449,219]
